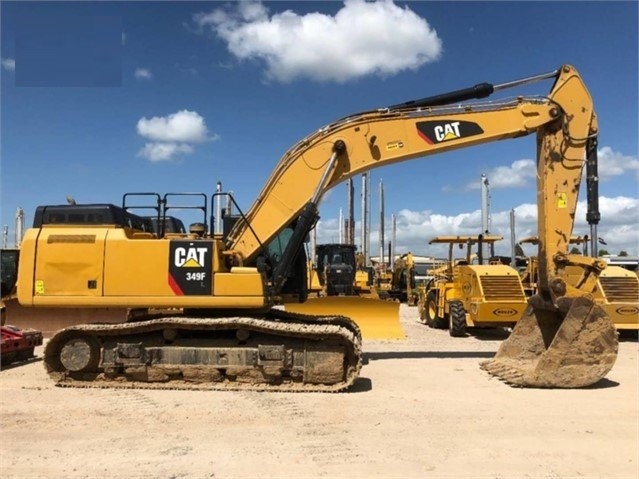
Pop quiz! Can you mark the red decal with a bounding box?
[417,128,433,145]
[168,274,184,295]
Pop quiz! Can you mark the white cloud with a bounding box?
[598,146,639,180]
[314,195,639,257]
[136,110,219,162]
[460,146,638,191]
[134,68,153,80]
[1,58,15,71]
[466,159,536,190]
[137,110,211,143]
[137,142,194,162]
[194,0,442,83]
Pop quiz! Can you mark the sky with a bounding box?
[1,0,638,260]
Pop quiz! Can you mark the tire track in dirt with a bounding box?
[91,388,162,411]
[236,391,366,470]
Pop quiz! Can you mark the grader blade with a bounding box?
[285,296,404,340]
[481,295,618,388]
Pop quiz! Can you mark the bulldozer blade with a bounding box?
[481,295,618,388]
[285,297,404,340]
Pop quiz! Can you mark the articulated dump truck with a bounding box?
[16,64,617,391]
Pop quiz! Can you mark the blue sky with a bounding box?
[1,1,638,258]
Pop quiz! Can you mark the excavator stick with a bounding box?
[285,296,404,340]
[481,295,618,388]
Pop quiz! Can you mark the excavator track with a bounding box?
[44,310,362,392]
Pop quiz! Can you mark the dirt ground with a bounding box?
[1,305,637,479]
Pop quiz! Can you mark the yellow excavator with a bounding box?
[16,64,618,390]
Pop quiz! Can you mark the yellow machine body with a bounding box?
[447,264,527,328]
[518,237,638,331]
[419,235,528,335]
[567,265,638,330]
[18,227,268,310]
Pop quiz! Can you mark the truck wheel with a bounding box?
[448,300,467,337]
[426,291,446,329]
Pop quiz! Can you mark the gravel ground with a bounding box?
[1,304,637,479]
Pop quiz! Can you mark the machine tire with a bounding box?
[448,300,467,337]
[425,291,446,329]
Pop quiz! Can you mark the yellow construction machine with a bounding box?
[519,236,639,331]
[418,235,528,336]
[302,244,403,339]
[373,252,418,304]
[353,252,376,298]
[307,245,376,299]
[309,243,358,297]
[17,64,618,390]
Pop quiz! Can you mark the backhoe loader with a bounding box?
[17,64,617,390]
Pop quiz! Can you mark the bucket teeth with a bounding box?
[480,360,526,386]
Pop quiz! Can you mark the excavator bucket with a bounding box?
[481,295,618,388]
[285,297,404,340]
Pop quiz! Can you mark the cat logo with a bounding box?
[168,240,213,296]
[416,120,484,145]
[434,122,462,142]
[174,246,208,268]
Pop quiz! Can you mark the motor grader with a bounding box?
[418,235,528,337]
[16,64,618,390]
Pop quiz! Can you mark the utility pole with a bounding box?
[391,214,396,267]
[379,179,385,266]
[346,178,354,245]
[480,174,493,258]
[15,207,24,248]
[509,209,516,268]
[361,173,369,265]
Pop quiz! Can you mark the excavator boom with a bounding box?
[225,65,617,388]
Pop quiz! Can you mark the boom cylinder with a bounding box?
[388,68,559,110]
[585,137,600,256]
